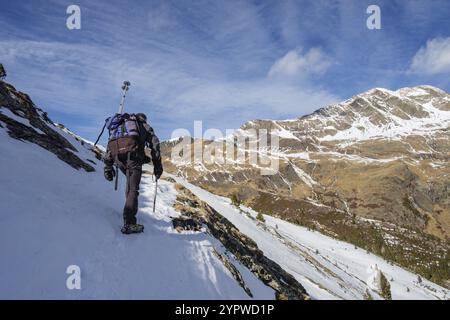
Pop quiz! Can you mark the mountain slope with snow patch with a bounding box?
[161,85,450,286]
[172,176,449,300]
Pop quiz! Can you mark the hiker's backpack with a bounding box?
[106,113,143,158]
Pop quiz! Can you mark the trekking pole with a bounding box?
[153,179,158,213]
[118,81,131,114]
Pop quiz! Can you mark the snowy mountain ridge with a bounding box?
[313,85,449,144]
[238,85,450,146]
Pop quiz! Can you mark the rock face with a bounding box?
[162,85,450,286]
[173,183,310,300]
[0,64,6,79]
[0,80,99,172]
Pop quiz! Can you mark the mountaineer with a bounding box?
[103,112,163,234]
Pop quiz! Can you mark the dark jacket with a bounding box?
[141,122,163,174]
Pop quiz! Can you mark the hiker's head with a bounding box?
[136,113,147,122]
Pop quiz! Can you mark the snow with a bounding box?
[398,85,447,97]
[164,135,189,143]
[272,121,302,141]
[366,264,383,292]
[172,176,450,300]
[0,124,274,299]
[0,107,45,135]
[289,161,317,187]
[319,95,450,143]
[56,124,106,152]
[283,152,310,160]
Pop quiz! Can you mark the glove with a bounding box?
[154,165,163,180]
[144,155,151,164]
[104,166,115,182]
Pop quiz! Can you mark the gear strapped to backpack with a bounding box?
[94,112,152,166]
[106,113,141,158]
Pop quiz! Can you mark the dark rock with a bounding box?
[212,249,253,298]
[164,177,176,183]
[0,81,95,172]
[172,217,202,232]
[0,64,6,79]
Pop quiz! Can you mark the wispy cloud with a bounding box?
[409,37,450,75]
[0,0,339,140]
[268,48,332,78]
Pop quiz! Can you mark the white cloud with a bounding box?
[268,48,332,78]
[409,37,450,74]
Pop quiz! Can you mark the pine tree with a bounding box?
[364,289,373,300]
[230,193,241,207]
[256,212,265,222]
[380,271,392,300]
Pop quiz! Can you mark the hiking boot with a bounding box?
[121,223,144,234]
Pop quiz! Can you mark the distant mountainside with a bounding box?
[162,85,450,287]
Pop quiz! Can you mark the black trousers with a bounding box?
[118,155,142,225]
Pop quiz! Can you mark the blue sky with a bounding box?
[1,0,450,142]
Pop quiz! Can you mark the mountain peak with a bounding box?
[361,85,447,100]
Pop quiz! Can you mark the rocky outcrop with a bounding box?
[0,80,95,172]
[212,248,253,298]
[173,183,310,300]
[172,216,202,232]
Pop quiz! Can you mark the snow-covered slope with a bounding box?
[172,176,450,300]
[0,81,280,299]
[0,115,277,299]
